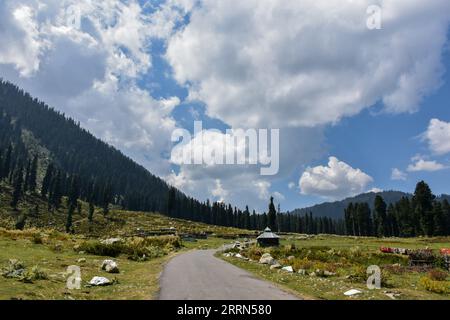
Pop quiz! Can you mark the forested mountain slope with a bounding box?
[290,191,450,220]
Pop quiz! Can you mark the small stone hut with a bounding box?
[256,227,280,247]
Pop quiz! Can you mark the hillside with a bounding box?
[0,80,257,229]
[0,181,252,239]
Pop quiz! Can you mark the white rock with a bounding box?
[259,253,275,265]
[101,260,119,273]
[77,258,86,263]
[100,238,123,245]
[89,276,111,286]
[344,289,362,296]
[270,263,282,270]
[298,269,307,275]
[281,266,294,273]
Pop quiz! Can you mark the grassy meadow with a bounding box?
[0,183,249,300]
[221,235,450,300]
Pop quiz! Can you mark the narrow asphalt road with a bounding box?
[158,250,299,300]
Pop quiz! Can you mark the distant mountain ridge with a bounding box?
[289,191,450,219]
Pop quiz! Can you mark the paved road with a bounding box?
[159,250,299,300]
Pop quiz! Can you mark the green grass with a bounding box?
[0,229,239,300]
[0,183,256,300]
[0,236,172,300]
[221,235,450,300]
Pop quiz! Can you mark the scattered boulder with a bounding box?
[287,256,295,261]
[89,276,111,286]
[235,253,249,261]
[2,259,26,279]
[259,253,276,265]
[223,252,235,258]
[383,291,401,300]
[344,289,362,296]
[314,269,336,277]
[270,263,282,270]
[281,266,294,273]
[297,269,307,275]
[101,260,119,274]
[323,270,336,277]
[77,258,86,264]
[100,238,123,245]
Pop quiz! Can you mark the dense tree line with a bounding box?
[344,181,450,237]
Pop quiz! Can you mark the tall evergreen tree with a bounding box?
[432,201,445,236]
[374,195,387,237]
[28,155,38,193]
[41,163,54,197]
[1,144,12,180]
[11,165,24,209]
[412,181,435,236]
[267,196,277,231]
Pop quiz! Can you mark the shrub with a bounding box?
[244,247,264,261]
[1,261,47,283]
[51,242,64,252]
[292,257,314,271]
[128,245,166,261]
[77,236,181,259]
[409,249,436,265]
[77,241,124,257]
[428,269,448,281]
[420,277,449,294]
[32,233,44,244]
[1,259,26,279]
[21,266,48,283]
[15,214,27,230]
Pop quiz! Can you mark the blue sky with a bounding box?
[139,7,450,211]
[1,0,450,212]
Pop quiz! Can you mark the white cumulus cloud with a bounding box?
[299,157,373,199]
[424,119,450,155]
[391,168,407,181]
[0,0,180,176]
[166,0,450,129]
[407,158,447,172]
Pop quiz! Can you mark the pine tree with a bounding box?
[443,199,450,235]
[267,197,277,231]
[1,144,12,180]
[50,170,63,209]
[11,165,24,209]
[167,187,176,217]
[374,195,387,237]
[396,197,414,237]
[432,201,445,236]
[41,164,54,197]
[66,204,74,233]
[344,203,355,235]
[28,155,38,193]
[413,181,435,236]
[386,203,398,237]
[88,202,95,223]
[24,159,31,192]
